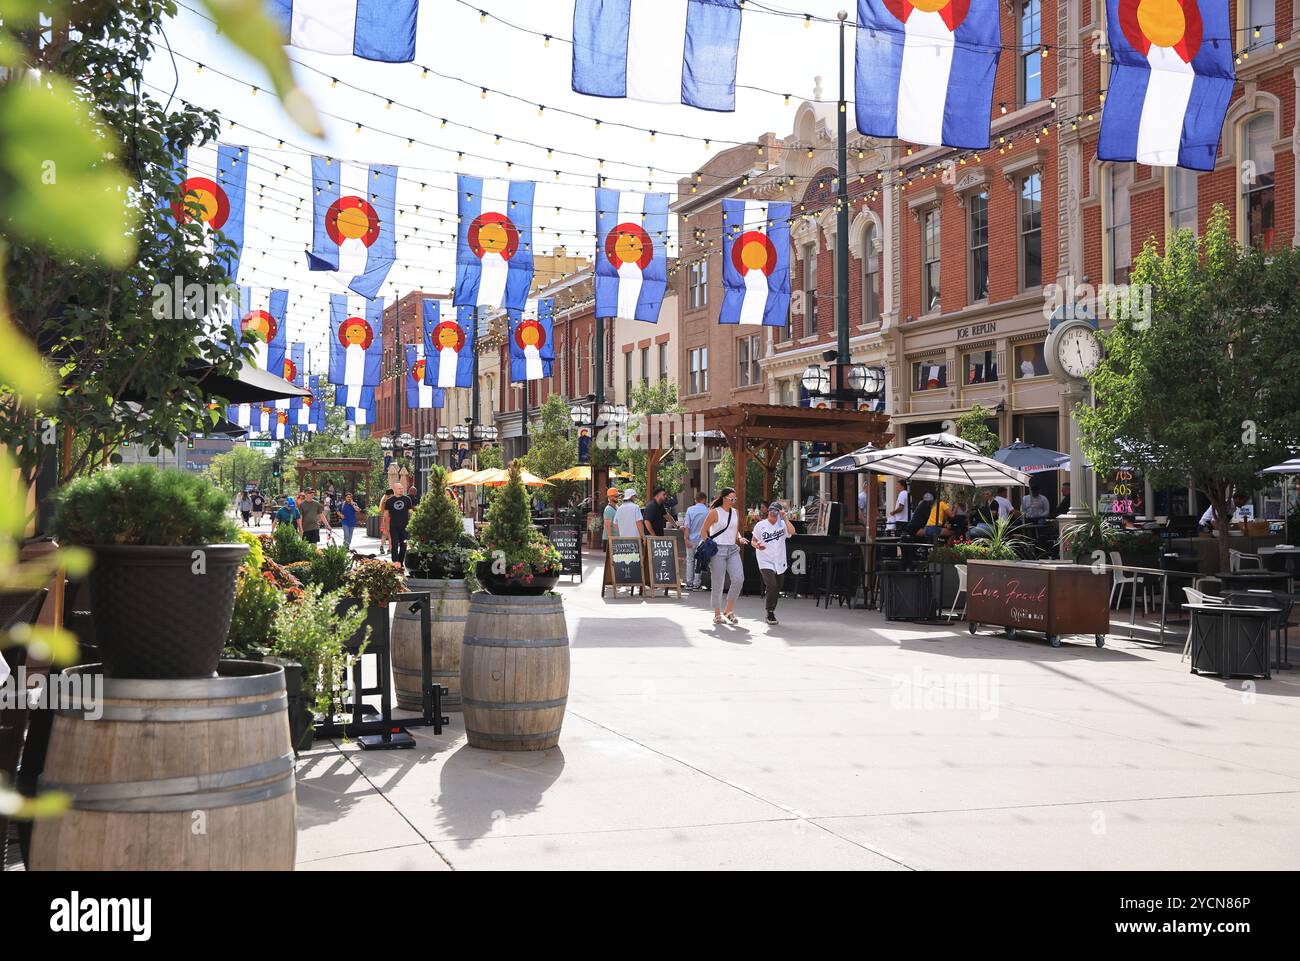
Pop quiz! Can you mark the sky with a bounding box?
[145,0,863,374]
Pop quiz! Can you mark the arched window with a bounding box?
[1242,113,1275,250]
[862,222,881,325]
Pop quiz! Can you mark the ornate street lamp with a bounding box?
[801,365,830,397]
[451,425,469,442]
[436,425,451,441]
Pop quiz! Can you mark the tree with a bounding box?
[476,445,503,470]
[954,403,1000,458]
[283,408,384,496]
[408,466,463,548]
[209,445,275,497]
[522,394,580,509]
[616,380,689,497]
[1077,205,1300,572]
[714,449,784,510]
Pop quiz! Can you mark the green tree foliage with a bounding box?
[1077,205,1300,571]
[714,449,784,509]
[52,465,236,546]
[409,466,464,548]
[476,445,503,470]
[616,380,689,496]
[954,403,1000,457]
[522,394,580,508]
[209,445,276,497]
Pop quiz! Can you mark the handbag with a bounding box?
[694,509,732,567]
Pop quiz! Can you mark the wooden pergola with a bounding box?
[295,458,373,505]
[695,403,893,526]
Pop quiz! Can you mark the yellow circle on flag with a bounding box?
[335,206,371,240]
[1136,0,1185,48]
[477,221,510,253]
[741,241,769,272]
[614,232,645,265]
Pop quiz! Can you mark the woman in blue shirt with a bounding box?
[340,493,359,547]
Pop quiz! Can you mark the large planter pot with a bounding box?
[86,544,248,678]
[392,577,471,711]
[474,560,560,596]
[461,593,569,751]
[29,660,296,870]
[405,549,469,581]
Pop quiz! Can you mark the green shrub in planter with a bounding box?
[52,466,246,678]
[226,570,283,659]
[270,524,316,565]
[406,467,479,580]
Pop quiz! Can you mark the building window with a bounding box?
[688,259,709,309]
[658,342,668,381]
[588,334,596,393]
[1015,342,1048,379]
[1019,173,1042,289]
[737,333,761,387]
[921,209,941,313]
[1168,168,1198,236]
[1107,164,1133,284]
[1243,0,1273,49]
[1018,0,1042,106]
[967,191,989,302]
[1242,113,1275,250]
[863,222,881,325]
[624,351,633,400]
[802,243,818,337]
[689,347,709,395]
[964,350,998,384]
[913,360,947,391]
[639,345,649,387]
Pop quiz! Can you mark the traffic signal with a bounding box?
[186,435,195,450]
[272,464,281,478]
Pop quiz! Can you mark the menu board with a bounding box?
[607,537,644,588]
[550,526,582,578]
[645,537,681,596]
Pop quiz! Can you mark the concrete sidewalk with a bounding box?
[295,551,1300,871]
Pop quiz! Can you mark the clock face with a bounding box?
[1057,325,1102,379]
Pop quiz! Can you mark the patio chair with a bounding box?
[944,564,968,621]
[1230,549,1265,573]
[1109,552,1154,614]
[1180,587,1223,663]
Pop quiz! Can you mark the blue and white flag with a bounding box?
[1098,0,1232,170]
[267,1,418,62]
[308,158,397,299]
[228,403,262,432]
[855,0,1001,149]
[423,299,475,389]
[455,175,534,311]
[720,200,791,326]
[595,189,669,323]
[277,341,306,412]
[405,344,445,410]
[508,299,554,383]
[335,385,375,426]
[232,287,288,373]
[328,294,383,386]
[171,143,247,281]
[572,0,742,111]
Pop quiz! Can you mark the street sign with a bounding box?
[249,440,272,448]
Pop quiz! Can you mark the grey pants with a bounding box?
[710,545,743,611]
[760,569,784,613]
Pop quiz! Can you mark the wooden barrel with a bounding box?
[29,660,296,871]
[392,578,470,711]
[461,593,570,751]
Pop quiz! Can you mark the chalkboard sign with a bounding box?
[606,537,644,590]
[645,536,681,597]
[550,526,582,579]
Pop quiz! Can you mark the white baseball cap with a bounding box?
[622,488,637,501]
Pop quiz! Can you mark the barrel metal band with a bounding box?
[462,636,569,648]
[393,666,457,678]
[42,753,295,804]
[61,772,296,813]
[91,668,285,700]
[463,696,568,711]
[467,728,563,742]
[63,693,287,722]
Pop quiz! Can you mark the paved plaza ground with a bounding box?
[294,534,1300,872]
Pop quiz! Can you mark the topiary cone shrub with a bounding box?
[475,461,560,595]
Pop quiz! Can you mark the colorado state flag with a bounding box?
[171,143,247,281]
[232,288,288,374]
[855,0,1001,149]
[595,189,669,323]
[1098,0,1233,170]
[455,176,534,312]
[308,158,397,299]
[720,200,791,326]
[405,344,445,410]
[335,385,375,426]
[423,299,475,389]
[267,1,419,62]
[508,299,555,383]
[328,294,383,386]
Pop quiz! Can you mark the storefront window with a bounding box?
[913,360,947,391]
[1014,342,1048,378]
[964,349,998,385]
[1099,466,1144,517]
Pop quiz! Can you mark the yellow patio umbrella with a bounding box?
[444,467,479,485]
[480,469,551,488]
[447,468,496,487]
[545,466,633,483]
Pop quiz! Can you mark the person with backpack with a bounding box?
[699,488,751,626]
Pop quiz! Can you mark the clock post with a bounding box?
[1045,307,1102,553]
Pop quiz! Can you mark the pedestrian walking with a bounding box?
[339,493,358,547]
[385,486,414,566]
[683,491,710,590]
[601,487,619,544]
[702,488,749,626]
[378,487,394,555]
[236,491,253,527]
[274,496,299,531]
[298,489,331,544]
[250,490,265,527]
[614,488,646,537]
[752,501,794,625]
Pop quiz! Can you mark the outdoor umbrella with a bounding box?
[545,466,632,483]
[1261,457,1300,543]
[444,467,479,485]
[994,440,1070,475]
[448,468,496,487]
[480,469,551,488]
[812,436,1031,491]
[118,357,310,406]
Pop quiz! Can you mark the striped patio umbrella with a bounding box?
[1262,457,1300,542]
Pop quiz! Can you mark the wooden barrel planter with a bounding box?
[461,593,570,751]
[29,660,296,871]
[392,577,471,711]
